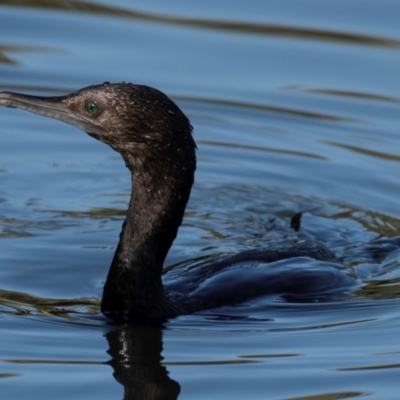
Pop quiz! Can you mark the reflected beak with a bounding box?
[0,91,105,137]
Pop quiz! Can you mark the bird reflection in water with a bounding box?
[106,325,180,400]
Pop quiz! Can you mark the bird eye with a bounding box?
[85,100,100,116]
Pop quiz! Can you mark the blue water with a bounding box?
[1,1,400,399]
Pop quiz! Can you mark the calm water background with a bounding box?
[1,1,400,399]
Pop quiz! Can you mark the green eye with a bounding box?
[85,100,100,116]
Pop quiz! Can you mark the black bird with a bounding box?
[0,83,350,321]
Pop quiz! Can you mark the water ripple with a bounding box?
[1,0,399,48]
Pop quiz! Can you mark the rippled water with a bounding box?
[1,1,400,399]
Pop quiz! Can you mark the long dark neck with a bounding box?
[101,149,195,320]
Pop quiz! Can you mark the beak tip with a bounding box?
[0,92,12,107]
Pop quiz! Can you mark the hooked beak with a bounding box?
[0,91,105,138]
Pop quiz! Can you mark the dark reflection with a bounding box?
[286,391,369,400]
[0,48,17,65]
[325,141,400,163]
[39,206,126,220]
[177,95,355,122]
[197,140,326,160]
[0,43,61,66]
[306,88,400,104]
[105,325,180,400]
[1,0,399,48]
[0,373,19,379]
[0,83,70,94]
[0,288,98,316]
[0,200,127,239]
[0,213,90,238]
[199,140,325,160]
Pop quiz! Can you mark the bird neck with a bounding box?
[101,152,195,319]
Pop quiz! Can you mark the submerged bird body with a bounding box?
[0,83,349,320]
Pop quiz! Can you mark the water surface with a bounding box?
[1,1,400,399]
